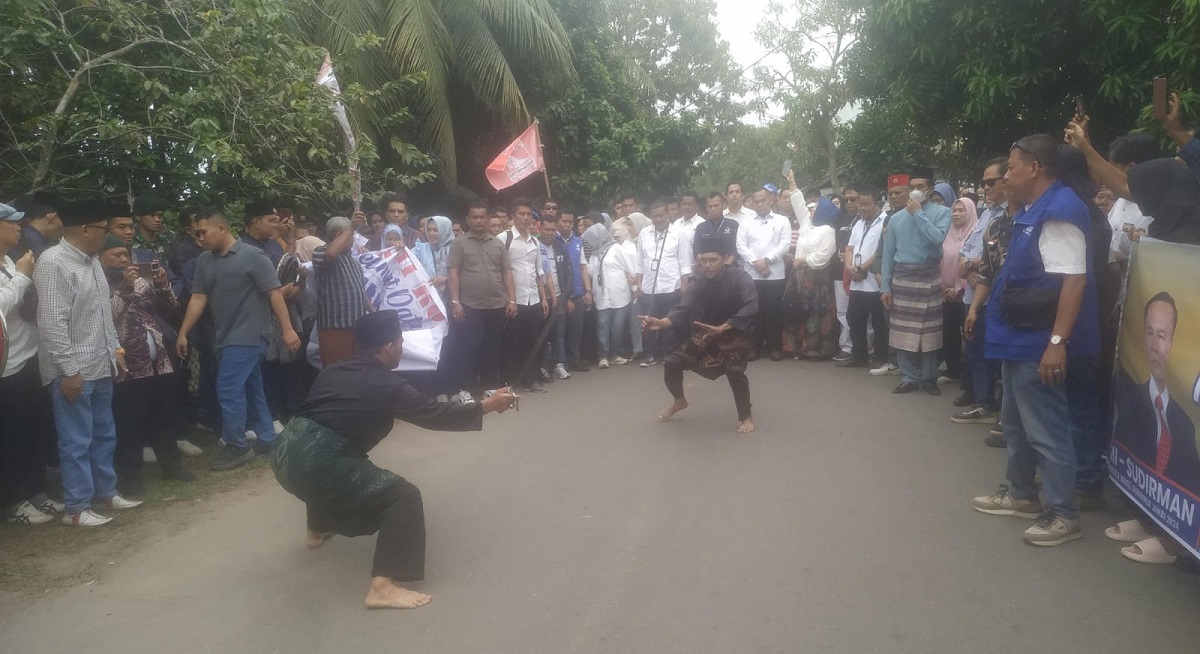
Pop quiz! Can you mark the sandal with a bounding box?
[1105,519,1151,543]
[1120,537,1177,565]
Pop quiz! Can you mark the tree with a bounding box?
[755,0,863,189]
[293,0,575,186]
[0,0,433,209]
[689,122,801,193]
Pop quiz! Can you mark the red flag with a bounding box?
[485,122,545,191]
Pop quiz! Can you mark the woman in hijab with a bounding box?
[781,203,838,359]
[941,197,978,381]
[582,223,637,368]
[930,182,956,207]
[1127,158,1200,246]
[622,212,652,359]
[413,215,453,292]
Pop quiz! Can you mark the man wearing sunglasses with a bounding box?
[971,134,1100,548]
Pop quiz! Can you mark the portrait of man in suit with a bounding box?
[1114,291,1200,495]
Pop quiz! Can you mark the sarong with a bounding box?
[889,262,943,353]
[270,417,406,536]
[669,328,755,381]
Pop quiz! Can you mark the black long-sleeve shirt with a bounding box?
[296,354,483,457]
[666,267,758,333]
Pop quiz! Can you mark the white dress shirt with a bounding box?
[637,222,686,294]
[736,211,792,281]
[724,205,757,224]
[589,246,637,310]
[0,255,38,378]
[1108,198,1153,259]
[674,214,704,276]
[847,211,887,293]
[505,228,543,306]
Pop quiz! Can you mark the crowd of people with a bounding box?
[2,92,1200,578]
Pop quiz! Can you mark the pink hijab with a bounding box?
[941,197,978,289]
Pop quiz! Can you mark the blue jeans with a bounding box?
[1067,356,1106,493]
[597,304,630,359]
[965,305,999,411]
[1001,360,1078,519]
[50,377,118,514]
[217,343,275,448]
[897,349,940,383]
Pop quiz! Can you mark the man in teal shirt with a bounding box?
[880,166,952,395]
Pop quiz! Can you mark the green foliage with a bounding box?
[689,122,800,194]
[0,0,433,210]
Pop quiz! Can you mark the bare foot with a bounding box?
[737,417,755,433]
[658,398,689,421]
[307,530,332,549]
[365,577,432,610]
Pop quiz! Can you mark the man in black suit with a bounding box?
[1114,292,1200,495]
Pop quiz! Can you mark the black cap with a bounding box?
[132,193,165,216]
[355,310,403,350]
[58,200,110,227]
[695,233,732,256]
[244,199,276,219]
[909,166,935,181]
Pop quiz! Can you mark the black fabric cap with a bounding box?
[58,200,110,227]
[355,310,403,350]
[132,193,165,216]
[695,232,732,256]
[909,166,935,181]
[244,199,276,219]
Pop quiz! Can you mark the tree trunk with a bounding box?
[822,115,838,191]
[31,72,84,189]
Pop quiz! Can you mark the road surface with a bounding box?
[3,360,1198,653]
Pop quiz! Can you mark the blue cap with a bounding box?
[0,202,24,222]
[762,183,780,194]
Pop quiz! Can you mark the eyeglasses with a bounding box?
[982,177,1003,188]
[81,224,108,233]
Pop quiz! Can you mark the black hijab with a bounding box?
[1127,158,1200,246]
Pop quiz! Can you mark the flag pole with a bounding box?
[536,118,552,199]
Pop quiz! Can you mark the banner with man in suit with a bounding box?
[1111,240,1200,558]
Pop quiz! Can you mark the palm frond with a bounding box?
[440,2,529,127]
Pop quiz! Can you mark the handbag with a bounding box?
[1000,286,1059,330]
[780,272,807,323]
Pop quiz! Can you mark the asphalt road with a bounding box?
[3,360,1199,653]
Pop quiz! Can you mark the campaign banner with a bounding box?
[1109,239,1200,558]
[306,244,447,371]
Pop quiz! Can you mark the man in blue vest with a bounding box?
[970,134,1100,547]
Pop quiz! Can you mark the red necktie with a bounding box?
[1155,394,1172,473]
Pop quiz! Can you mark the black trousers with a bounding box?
[113,375,184,486]
[451,306,507,390]
[664,359,752,421]
[754,279,786,352]
[847,291,888,363]
[305,477,426,582]
[503,303,543,386]
[263,359,308,423]
[942,301,966,378]
[565,295,586,365]
[643,291,680,360]
[0,360,55,508]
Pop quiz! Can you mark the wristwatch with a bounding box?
[1050,334,1066,346]
[451,300,460,305]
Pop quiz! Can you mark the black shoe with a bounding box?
[210,445,255,471]
[161,465,199,482]
[769,350,784,362]
[253,440,274,457]
[836,357,868,368]
[892,381,919,394]
[922,381,941,396]
[832,351,853,363]
[952,391,976,407]
[984,430,1007,448]
[569,361,591,372]
[118,476,146,498]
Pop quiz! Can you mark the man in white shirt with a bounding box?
[0,203,62,525]
[503,198,548,393]
[736,186,793,360]
[839,189,888,368]
[723,182,757,224]
[674,191,705,290]
[636,200,686,366]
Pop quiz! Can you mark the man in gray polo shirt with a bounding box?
[176,208,299,471]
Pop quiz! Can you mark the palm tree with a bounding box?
[296,0,575,186]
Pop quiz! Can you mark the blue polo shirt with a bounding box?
[560,232,586,297]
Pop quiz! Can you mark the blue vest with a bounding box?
[984,181,1099,362]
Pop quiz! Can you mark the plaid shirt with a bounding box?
[34,240,120,384]
[312,244,367,329]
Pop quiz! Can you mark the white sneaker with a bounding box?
[143,447,157,464]
[6,501,53,525]
[869,362,899,376]
[98,494,143,511]
[34,497,65,515]
[177,439,203,457]
[63,509,113,527]
[244,430,257,443]
[273,420,285,434]
[598,359,610,369]
[554,363,571,380]
[613,356,630,366]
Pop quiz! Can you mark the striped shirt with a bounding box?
[312,245,367,329]
[34,239,120,384]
